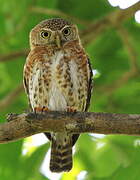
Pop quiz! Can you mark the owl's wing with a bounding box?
[23,72,29,95]
[23,58,32,111]
[85,57,93,111]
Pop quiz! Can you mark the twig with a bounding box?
[101,25,139,94]
[81,1,140,45]
[101,70,137,94]
[0,84,24,111]
[0,49,29,63]
[116,25,139,72]
[30,7,90,25]
[0,111,140,143]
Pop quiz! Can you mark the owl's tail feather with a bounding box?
[50,135,72,172]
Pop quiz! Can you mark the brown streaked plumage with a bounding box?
[23,18,93,172]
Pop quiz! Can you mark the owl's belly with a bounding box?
[48,82,67,111]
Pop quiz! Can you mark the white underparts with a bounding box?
[48,51,67,111]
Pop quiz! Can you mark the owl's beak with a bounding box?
[55,34,61,48]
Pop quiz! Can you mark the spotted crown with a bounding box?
[35,18,72,31]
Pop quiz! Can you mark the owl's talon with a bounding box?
[42,107,50,112]
[67,107,77,112]
[34,107,49,113]
[34,107,43,113]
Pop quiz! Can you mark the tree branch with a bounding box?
[100,25,140,94]
[116,25,139,72]
[0,84,24,111]
[30,7,90,26]
[0,111,140,143]
[81,1,140,45]
[0,49,29,63]
[101,70,137,94]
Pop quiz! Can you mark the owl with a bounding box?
[23,18,93,172]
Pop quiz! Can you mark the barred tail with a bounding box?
[50,133,72,172]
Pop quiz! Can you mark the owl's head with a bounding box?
[30,18,80,49]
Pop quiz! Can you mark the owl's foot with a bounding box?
[42,107,50,112]
[34,107,43,113]
[34,107,49,113]
[67,106,77,112]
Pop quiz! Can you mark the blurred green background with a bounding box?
[0,0,140,179]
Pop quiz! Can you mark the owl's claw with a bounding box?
[34,107,43,113]
[42,107,50,112]
[34,107,49,113]
[67,106,77,112]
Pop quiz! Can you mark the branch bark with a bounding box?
[1,111,140,143]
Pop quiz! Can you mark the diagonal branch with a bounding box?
[81,1,140,45]
[0,84,24,111]
[116,25,139,72]
[0,111,140,143]
[100,25,139,94]
[101,70,137,94]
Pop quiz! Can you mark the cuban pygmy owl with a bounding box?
[23,18,93,172]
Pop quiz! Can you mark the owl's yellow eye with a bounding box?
[41,31,50,38]
[62,27,71,36]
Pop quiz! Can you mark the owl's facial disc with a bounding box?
[33,25,78,48]
[30,19,80,48]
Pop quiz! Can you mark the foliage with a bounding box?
[0,0,140,179]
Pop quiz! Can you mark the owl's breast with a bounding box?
[29,49,88,111]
